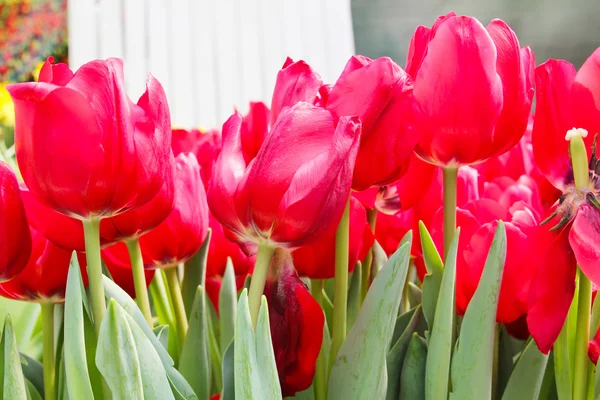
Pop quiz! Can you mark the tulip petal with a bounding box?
[270,59,322,124]
[486,20,534,155]
[405,25,432,77]
[240,101,270,163]
[208,113,247,236]
[531,60,577,190]
[572,48,600,140]
[528,226,577,354]
[570,204,600,285]
[272,115,361,246]
[235,103,335,236]
[413,15,503,166]
[38,57,74,86]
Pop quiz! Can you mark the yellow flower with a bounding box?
[32,61,45,82]
[0,84,15,128]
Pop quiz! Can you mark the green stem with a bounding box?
[590,293,600,337]
[82,218,106,336]
[126,238,153,327]
[248,242,276,328]
[443,167,458,260]
[586,361,595,400]
[570,133,592,400]
[311,279,327,400]
[574,273,592,399]
[164,266,189,349]
[329,197,351,371]
[360,208,377,304]
[41,302,55,400]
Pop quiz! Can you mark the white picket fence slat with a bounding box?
[68,0,355,128]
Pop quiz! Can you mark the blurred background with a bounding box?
[0,0,599,338]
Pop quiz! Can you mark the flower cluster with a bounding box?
[0,11,599,400]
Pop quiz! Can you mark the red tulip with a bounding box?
[171,127,221,187]
[353,153,436,215]
[209,394,221,400]
[140,153,209,268]
[100,161,175,243]
[291,197,374,279]
[101,242,156,298]
[0,227,88,302]
[205,274,248,314]
[7,57,172,219]
[264,254,324,397]
[527,48,600,352]
[20,185,87,251]
[409,14,534,167]
[0,162,32,282]
[208,102,361,251]
[206,213,255,279]
[327,56,415,190]
[270,58,322,124]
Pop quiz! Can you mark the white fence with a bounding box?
[68,0,355,128]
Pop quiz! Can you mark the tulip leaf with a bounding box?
[182,230,211,316]
[501,340,548,400]
[419,221,444,330]
[328,238,412,399]
[25,379,43,400]
[371,240,388,281]
[322,291,334,332]
[64,258,95,399]
[96,300,174,399]
[234,290,282,400]
[153,325,170,352]
[347,263,362,331]
[386,306,424,400]
[220,258,237,351]
[1,316,28,400]
[179,286,211,400]
[497,325,526,396]
[399,333,427,400]
[450,221,507,400]
[19,353,43,397]
[289,386,315,400]
[222,341,234,400]
[425,228,459,400]
[206,303,223,395]
[391,307,418,347]
[103,277,198,399]
[407,282,422,307]
[595,356,600,399]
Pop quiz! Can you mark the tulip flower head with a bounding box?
[0,162,31,282]
[409,13,534,167]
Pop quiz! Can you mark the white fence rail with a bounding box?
[68,0,355,128]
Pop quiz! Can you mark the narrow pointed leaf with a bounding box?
[450,222,507,400]
[399,334,427,400]
[207,305,223,394]
[501,340,548,400]
[222,342,234,400]
[425,228,459,400]
[419,221,444,329]
[234,290,281,399]
[153,325,170,351]
[1,316,28,399]
[179,286,211,400]
[371,240,388,280]
[328,238,412,399]
[407,282,422,307]
[219,258,237,351]
[103,277,197,400]
[386,306,424,400]
[391,308,418,346]
[182,230,211,316]
[347,264,362,331]
[25,379,42,400]
[19,354,43,397]
[64,256,95,399]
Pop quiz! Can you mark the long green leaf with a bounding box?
[391,308,418,347]
[219,258,237,351]
[64,255,95,399]
[234,290,282,399]
[25,379,43,400]
[371,240,388,281]
[425,228,459,400]
[386,306,423,400]
[182,231,211,316]
[179,286,211,400]
[399,334,427,400]
[347,264,362,331]
[222,342,234,400]
[450,222,507,400]
[501,340,548,400]
[419,221,444,330]
[103,277,197,400]
[154,325,170,352]
[328,237,412,399]
[1,316,28,400]
[19,354,43,397]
